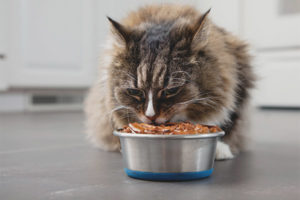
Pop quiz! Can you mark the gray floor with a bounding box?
[0,109,299,200]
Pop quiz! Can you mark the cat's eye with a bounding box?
[126,88,144,100]
[161,87,180,98]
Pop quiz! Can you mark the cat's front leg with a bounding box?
[215,140,234,160]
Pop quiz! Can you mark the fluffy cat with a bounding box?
[85,4,255,160]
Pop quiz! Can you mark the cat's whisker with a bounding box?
[177,97,210,105]
[171,77,188,82]
[114,69,136,81]
[207,99,218,105]
[108,107,135,129]
[176,96,220,111]
[126,108,130,124]
[170,71,192,78]
[107,105,135,124]
[107,105,131,116]
[169,78,191,85]
[108,114,134,130]
[117,113,135,121]
[170,81,188,86]
[110,78,134,87]
[200,101,218,110]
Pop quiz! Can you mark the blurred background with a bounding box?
[0,0,299,112]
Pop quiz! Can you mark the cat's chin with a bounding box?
[155,117,168,124]
[138,115,152,124]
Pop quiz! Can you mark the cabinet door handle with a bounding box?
[0,54,6,59]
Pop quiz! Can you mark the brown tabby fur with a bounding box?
[85,4,255,155]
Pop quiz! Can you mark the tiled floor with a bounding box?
[0,109,299,200]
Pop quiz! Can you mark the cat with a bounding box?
[84,4,255,160]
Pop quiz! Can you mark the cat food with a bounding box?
[121,122,221,135]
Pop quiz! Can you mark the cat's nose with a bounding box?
[145,94,156,122]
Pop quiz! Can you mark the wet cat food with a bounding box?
[120,122,221,135]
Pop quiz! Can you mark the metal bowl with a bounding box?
[114,130,224,181]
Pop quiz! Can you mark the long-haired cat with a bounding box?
[85,4,255,160]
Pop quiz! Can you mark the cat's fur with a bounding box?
[85,4,255,159]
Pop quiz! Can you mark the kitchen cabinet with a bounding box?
[243,0,300,49]
[0,0,9,91]
[4,0,98,88]
[254,50,300,107]
[243,0,300,107]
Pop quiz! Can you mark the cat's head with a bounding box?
[108,9,232,125]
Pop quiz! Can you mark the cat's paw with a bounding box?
[215,141,234,160]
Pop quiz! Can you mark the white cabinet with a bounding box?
[0,0,9,91]
[254,50,300,107]
[243,0,300,107]
[243,0,300,49]
[5,0,98,88]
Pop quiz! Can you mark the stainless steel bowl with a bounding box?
[114,130,224,181]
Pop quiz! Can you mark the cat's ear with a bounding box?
[107,16,131,45]
[191,9,211,49]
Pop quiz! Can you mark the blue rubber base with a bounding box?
[124,168,213,181]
